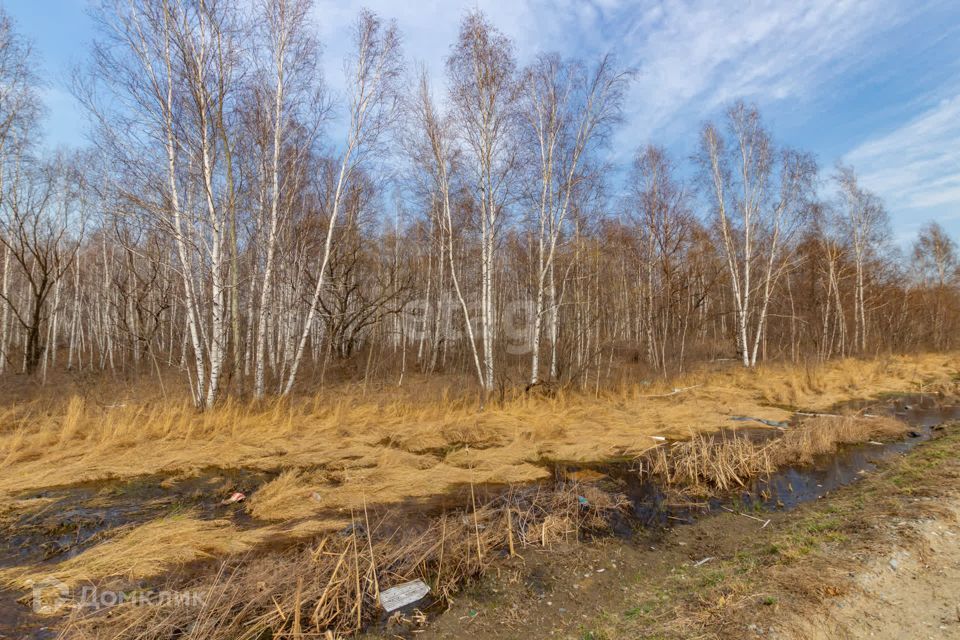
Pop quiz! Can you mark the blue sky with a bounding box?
[7,0,960,245]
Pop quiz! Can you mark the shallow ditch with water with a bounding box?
[553,393,960,533]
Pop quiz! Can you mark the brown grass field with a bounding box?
[0,352,958,633]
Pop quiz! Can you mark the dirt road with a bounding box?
[787,502,960,640]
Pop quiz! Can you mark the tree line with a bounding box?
[0,1,957,408]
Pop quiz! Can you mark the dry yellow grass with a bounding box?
[0,352,956,530]
[0,352,955,636]
[0,514,263,590]
[60,482,628,640]
[780,414,907,464]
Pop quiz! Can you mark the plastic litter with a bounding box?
[379,579,430,613]
[221,491,245,505]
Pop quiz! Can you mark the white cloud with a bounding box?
[307,0,958,241]
[313,0,906,145]
[619,0,911,144]
[846,94,960,220]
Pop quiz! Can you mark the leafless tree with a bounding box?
[251,0,324,398]
[0,157,85,374]
[520,53,628,384]
[0,5,954,402]
[697,102,815,367]
[626,145,695,375]
[281,9,402,395]
[0,8,40,375]
[912,221,958,349]
[407,69,485,388]
[447,10,518,393]
[834,164,889,353]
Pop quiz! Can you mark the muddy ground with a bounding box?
[389,422,960,640]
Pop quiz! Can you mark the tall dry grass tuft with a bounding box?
[246,469,307,520]
[777,414,906,465]
[638,415,909,496]
[61,483,628,640]
[57,396,86,444]
[645,432,776,493]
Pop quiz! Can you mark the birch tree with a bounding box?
[912,221,957,350]
[0,158,84,374]
[520,53,628,384]
[251,0,323,398]
[407,70,484,388]
[84,0,242,407]
[2,5,956,398]
[834,164,888,353]
[626,145,694,375]
[697,102,815,367]
[281,9,402,395]
[447,11,518,392]
[0,8,39,375]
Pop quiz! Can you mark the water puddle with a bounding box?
[0,467,274,571]
[0,467,276,636]
[0,588,58,639]
[747,399,958,511]
[555,394,960,533]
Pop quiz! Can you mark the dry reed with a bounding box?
[639,415,909,495]
[645,431,777,492]
[60,482,628,639]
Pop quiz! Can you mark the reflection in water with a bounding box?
[559,395,960,533]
